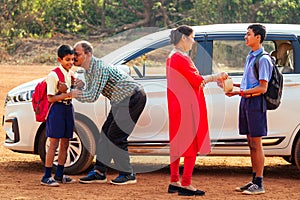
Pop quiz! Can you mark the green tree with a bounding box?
[75,0,195,36]
[193,0,300,24]
[1,0,300,40]
[42,0,82,34]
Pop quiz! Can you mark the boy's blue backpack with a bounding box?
[254,51,283,110]
[32,67,65,122]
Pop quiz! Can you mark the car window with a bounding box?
[212,40,247,75]
[273,40,294,73]
[126,44,173,79]
[212,40,275,75]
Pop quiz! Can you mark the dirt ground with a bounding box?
[0,64,299,200]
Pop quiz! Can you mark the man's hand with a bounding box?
[74,79,85,90]
[69,89,83,98]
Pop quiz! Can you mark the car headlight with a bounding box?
[4,90,34,106]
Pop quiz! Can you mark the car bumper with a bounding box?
[2,103,37,153]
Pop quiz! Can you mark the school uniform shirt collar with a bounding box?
[58,64,69,76]
[249,47,264,58]
[58,64,72,88]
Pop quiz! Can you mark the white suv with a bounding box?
[3,23,300,174]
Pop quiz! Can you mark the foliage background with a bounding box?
[0,0,299,64]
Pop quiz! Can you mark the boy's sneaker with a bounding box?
[235,182,253,192]
[242,184,265,195]
[79,170,107,184]
[110,174,137,185]
[54,175,76,184]
[40,177,59,187]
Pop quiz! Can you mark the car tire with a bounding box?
[282,156,295,165]
[295,137,300,171]
[37,119,96,175]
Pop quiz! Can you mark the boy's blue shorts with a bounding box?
[239,95,267,137]
[46,102,74,139]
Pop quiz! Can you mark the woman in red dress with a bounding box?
[166,25,227,196]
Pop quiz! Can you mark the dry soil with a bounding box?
[0,65,299,200]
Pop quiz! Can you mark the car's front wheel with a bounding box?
[295,136,300,172]
[282,156,295,165]
[37,119,96,174]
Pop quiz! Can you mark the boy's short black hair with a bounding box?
[58,45,74,59]
[248,24,266,43]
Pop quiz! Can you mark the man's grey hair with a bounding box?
[74,40,93,54]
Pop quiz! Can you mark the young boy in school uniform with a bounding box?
[40,44,81,186]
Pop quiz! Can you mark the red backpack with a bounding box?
[32,67,65,122]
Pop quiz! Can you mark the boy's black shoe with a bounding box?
[242,184,265,195]
[40,177,59,187]
[79,170,107,184]
[110,174,137,185]
[235,182,253,192]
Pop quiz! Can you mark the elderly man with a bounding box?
[73,41,147,185]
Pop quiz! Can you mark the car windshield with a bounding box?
[95,27,169,66]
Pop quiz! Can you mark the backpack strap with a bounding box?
[52,67,68,95]
[53,67,75,87]
[253,51,269,80]
[70,72,75,88]
[52,67,65,83]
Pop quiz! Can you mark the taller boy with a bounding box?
[226,24,273,195]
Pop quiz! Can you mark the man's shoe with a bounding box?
[235,182,253,192]
[40,177,59,187]
[168,184,181,193]
[178,187,205,196]
[110,174,137,185]
[242,184,265,195]
[54,175,76,184]
[79,170,107,184]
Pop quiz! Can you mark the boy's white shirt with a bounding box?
[46,65,73,96]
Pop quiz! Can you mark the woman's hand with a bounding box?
[200,80,206,88]
[215,72,228,89]
[217,72,228,80]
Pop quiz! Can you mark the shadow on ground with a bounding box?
[1,159,298,180]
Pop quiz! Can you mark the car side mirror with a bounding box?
[117,64,131,75]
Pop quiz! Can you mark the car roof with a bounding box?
[101,23,300,65]
[192,23,300,35]
[134,23,300,41]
